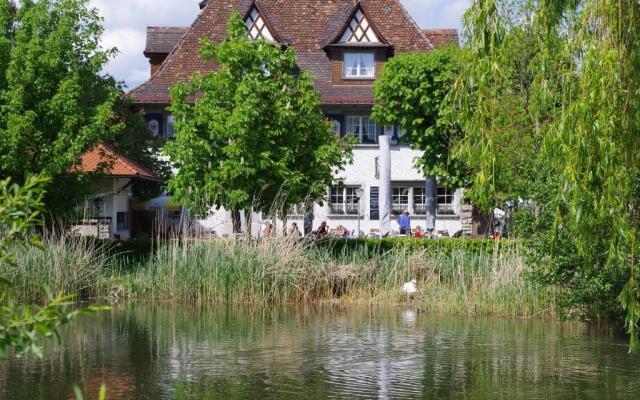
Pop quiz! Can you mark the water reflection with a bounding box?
[0,303,638,399]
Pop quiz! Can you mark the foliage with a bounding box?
[166,12,351,218]
[317,237,510,257]
[372,46,465,186]
[0,176,108,360]
[452,0,640,350]
[0,286,106,359]
[0,175,47,263]
[104,89,170,200]
[0,0,161,214]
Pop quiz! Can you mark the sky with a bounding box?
[90,0,471,90]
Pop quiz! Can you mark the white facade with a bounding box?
[197,142,464,238]
[73,178,134,240]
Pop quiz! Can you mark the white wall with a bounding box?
[197,144,463,237]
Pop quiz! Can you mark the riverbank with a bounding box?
[0,234,556,317]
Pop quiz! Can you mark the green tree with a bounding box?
[0,0,147,214]
[373,47,464,185]
[372,46,464,229]
[453,0,640,350]
[167,12,350,228]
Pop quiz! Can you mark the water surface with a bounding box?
[0,304,638,399]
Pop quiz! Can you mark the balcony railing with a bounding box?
[392,204,408,215]
[437,204,456,215]
[329,203,360,215]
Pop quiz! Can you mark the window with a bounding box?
[116,212,129,230]
[344,52,375,78]
[244,7,275,42]
[148,119,160,138]
[166,115,175,139]
[329,186,362,215]
[392,187,410,215]
[413,187,426,215]
[330,119,341,136]
[339,9,380,43]
[346,116,377,144]
[437,187,456,215]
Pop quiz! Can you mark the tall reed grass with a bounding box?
[0,233,555,317]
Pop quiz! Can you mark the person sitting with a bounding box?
[414,226,424,238]
[288,222,302,237]
[399,210,411,235]
[315,221,329,239]
[263,221,273,237]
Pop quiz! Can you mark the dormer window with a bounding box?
[344,52,375,78]
[340,9,380,43]
[244,7,275,42]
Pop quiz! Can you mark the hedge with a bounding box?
[313,237,516,257]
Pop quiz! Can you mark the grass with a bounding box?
[0,233,556,318]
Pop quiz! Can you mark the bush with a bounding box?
[314,237,512,258]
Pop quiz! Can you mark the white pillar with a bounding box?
[379,133,392,237]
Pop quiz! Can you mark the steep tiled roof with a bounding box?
[144,27,187,55]
[130,0,436,105]
[75,144,160,181]
[423,29,459,48]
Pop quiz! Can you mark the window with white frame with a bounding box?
[392,187,410,215]
[330,119,341,136]
[166,114,175,139]
[437,186,456,215]
[344,52,375,78]
[413,187,426,215]
[329,186,361,215]
[346,116,377,144]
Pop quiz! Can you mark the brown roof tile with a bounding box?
[144,27,188,56]
[75,144,160,181]
[130,0,439,105]
[422,29,459,48]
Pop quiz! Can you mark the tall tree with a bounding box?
[0,0,118,213]
[372,47,464,230]
[453,0,640,350]
[167,12,350,228]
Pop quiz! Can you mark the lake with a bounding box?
[1,303,639,399]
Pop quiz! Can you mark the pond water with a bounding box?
[1,303,639,399]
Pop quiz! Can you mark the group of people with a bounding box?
[262,211,429,239]
[400,210,425,238]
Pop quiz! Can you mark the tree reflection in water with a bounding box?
[0,303,638,399]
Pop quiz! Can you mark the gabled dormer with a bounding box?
[325,5,391,84]
[339,8,381,44]
[244,4,276,42]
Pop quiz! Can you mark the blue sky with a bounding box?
[90,0,471,90]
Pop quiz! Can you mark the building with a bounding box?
[72,144,161,240]
[129,0,463,237]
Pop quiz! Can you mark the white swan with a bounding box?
[402,279,417,295]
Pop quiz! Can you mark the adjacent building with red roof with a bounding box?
[130,0,463,237]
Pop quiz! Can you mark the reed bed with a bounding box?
[0,234,555,317]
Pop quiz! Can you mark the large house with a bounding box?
[129,0,464,237]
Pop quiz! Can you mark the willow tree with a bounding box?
[167,12,350,230]
[454,0,640,349]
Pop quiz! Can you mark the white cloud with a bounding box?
[93,0,471,89]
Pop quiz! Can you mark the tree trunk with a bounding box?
[232,209,242,235]
[244,208,253,239]
[425,176,437,233]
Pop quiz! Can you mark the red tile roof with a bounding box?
[423,29,459,47]
[75,144,161,181]
[130,0,439,106]
[144,27,187,56]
